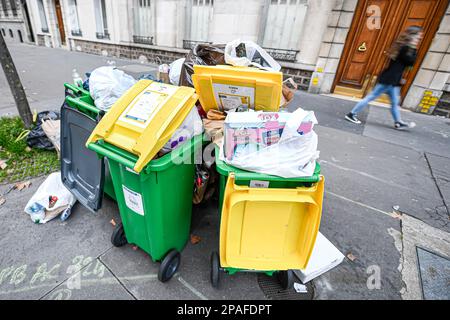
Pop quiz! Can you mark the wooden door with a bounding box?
[55,0,66,45]
[333,0,449,99]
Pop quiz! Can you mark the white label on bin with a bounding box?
[118,83,178,128]
[212,83,254,111]
[250,180,269,188]
[122,185,144,216]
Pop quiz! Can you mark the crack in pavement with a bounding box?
[424,153,450,218]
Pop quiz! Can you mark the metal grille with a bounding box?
[133,35,153,45]
[263,48,299,62]
[257,273,314,300]
[96,32,110,40]
[71,29,82,37]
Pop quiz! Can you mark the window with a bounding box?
[132,0,154,44]
[37,0,49,32]
[17,29,23,42]
[262,0,307,51]
[67,0,82,36]
[9,0,16,16]
[189,0,213,42]
[9,29,13,38]
[94,0,109,39]
[1,28,5,36]
[1,0,8,16]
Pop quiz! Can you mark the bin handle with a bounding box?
[228,172,324,196]
[65,96,104,117]
[64,83,90,97]
[232,171,319,183]
[87,142,137,171]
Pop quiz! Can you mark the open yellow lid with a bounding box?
[192,65,282,112]
[86,80,198,173]
[220,173,324,271]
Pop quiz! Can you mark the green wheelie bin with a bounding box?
[86,80,202,282]
[211,145,322,290]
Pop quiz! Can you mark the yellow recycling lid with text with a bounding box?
[220,174,325,271]
[86,80,198,173]
[192,65,282,112]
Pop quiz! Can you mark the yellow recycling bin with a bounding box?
[211,173,324,289]
[87,80,198,173]
[192,65,283,112]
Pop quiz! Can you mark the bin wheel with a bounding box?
[277,270,294,290]
[210,251,220,288]
[158,250,181,282]
[111,223,127,247]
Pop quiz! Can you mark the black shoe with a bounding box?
[345,113,362,124]
[394,121,416,130]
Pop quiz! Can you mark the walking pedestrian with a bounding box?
[345,26,423,130]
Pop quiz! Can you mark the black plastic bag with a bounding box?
[179,43,226,87]
[26,111,60,150]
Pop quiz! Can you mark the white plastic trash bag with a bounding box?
[24,172,76,224]
[220,108,319,178]
[169,58,185,85]
[160,107,204,154]
[89,66,136,111]
[224,39,281,71]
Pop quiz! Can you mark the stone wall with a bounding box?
[71,39,188,65]
[281,67,312,91]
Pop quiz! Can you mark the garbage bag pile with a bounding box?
[26,111,60,151]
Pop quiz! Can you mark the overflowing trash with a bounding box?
[169,58,185,85]
[203,109,226,146]
[179,43,225,87]
[224,39,281,71]
[24,172,76,223]
[220,108,319,178]
[160,106,204,155]
[89,66,136,111]
[21,39,341,288]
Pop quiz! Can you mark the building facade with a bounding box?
[0,0,35,44]
[23,0,450,115]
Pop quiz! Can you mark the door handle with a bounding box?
[358,42,367,52]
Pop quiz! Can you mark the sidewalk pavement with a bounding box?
[0,43,449,300]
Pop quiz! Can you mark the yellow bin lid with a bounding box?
[220,173,324,271]
[87,80,198,173]
[192,65,282,112]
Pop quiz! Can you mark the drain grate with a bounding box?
[417,246,450,300]
[257,273,314,300]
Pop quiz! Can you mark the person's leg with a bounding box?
[386,86,401,123]
[351,84,388,115]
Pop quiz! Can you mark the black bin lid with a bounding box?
[61,104,104,212]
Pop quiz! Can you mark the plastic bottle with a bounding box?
[60,205,73,221]
[28,202,45,223]
[72,69,83,87]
